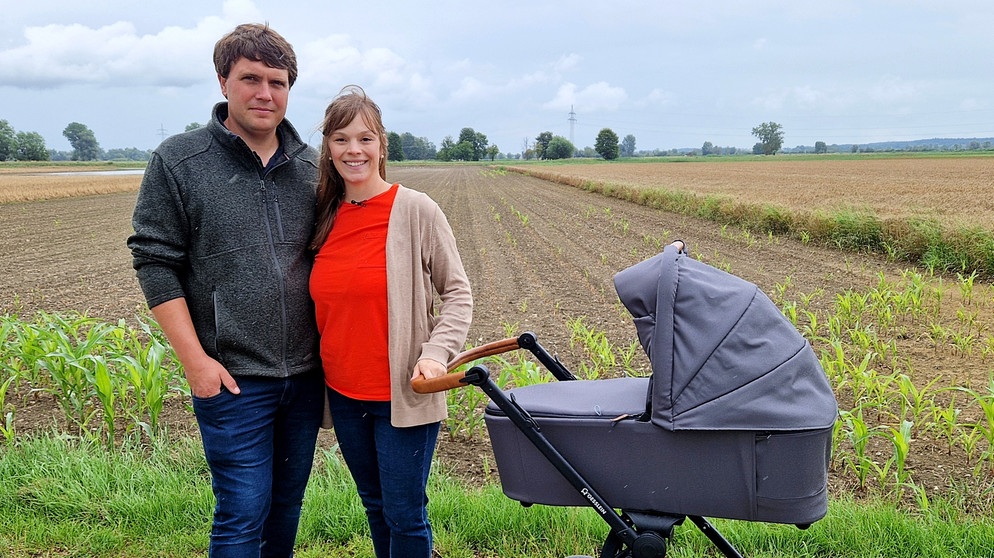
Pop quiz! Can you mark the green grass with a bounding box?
[1,435,992,558]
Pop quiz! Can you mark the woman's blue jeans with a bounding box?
[326,387,440,558]
[192,371,324,558]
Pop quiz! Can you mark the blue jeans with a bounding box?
[326,387,440,558]
[193,371,324,558]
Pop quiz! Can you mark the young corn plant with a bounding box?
[839,409,876,489]
[953,380,994,471]
[566,317,617,380]
[930,396,962,455]
[113,330,173,437]
[0,374,15,445]
[894,372,940,428]
[957,271,978,306]
[82,353,117,449]
[444,382,490,441]
[881,420,915,497]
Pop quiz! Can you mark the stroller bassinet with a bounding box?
[414,244,838,557]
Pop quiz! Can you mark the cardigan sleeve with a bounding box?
[420,201,473,365]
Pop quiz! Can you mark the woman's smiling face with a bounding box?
[327,114,384,188]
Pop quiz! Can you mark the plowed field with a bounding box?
[1,164,991,504]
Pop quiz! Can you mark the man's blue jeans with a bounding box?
[326,387,440,558]
[192,371,324,558]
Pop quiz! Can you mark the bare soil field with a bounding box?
[1,163,992,505]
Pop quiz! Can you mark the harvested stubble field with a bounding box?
[513,156,994,230]
[0,166,144,204]
[1,159,993,511]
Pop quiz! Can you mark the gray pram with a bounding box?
[414,244,838,557]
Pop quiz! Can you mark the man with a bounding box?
[128,23,322,557]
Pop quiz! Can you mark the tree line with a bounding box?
[0,120,154,162]
[18,116,939,164]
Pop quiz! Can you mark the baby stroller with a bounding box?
[414,244,838,557]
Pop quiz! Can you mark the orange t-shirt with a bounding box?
[310,184,399,401]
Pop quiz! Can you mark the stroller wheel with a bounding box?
[600,531,667,558]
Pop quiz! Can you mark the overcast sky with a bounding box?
[2,0,993,155]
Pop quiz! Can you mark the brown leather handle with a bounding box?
[410,337,521,394]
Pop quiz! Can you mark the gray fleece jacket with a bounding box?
[128,102,320,378]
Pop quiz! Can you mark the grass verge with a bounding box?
[1,435,992,557]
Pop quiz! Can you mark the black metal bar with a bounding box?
[517,332,577,381]
[689,516,744,558]
[464,364,638,546]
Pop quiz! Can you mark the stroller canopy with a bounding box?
[613,245,838,431]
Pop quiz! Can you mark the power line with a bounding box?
[568,105,576,145]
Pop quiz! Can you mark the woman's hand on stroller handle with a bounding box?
[410,336,522,394]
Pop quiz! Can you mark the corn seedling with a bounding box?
[894,372,940,427]
[839,409,876,489]
[931,397,962,454]
[3,311,188,448]
[0,375,14,444]
[882,420,915,494]
[957,271,978,306]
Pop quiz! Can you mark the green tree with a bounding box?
[450,141,475,161]
[485,145,499,161]
[457,127,488,161]
[185,122,203,132]
[0,120,16,161]
[620,134,636,157]
[594,128,619,160]
[750,121,784,155]
[535,131,553,159]
[814,141,827,154]
[701,141,715,156]
[104,147,151,161]
[545,136,575,160]
[62,122,102,161]
[386,131,404,162]
[400,132,436,160]
[436,136,455,161]
[15,131,49,161]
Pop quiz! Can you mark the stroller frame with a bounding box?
[416,332,763,558]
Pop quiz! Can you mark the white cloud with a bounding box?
[0,8,247,88]
[553,53,582,73]
[451,77,487,102]
[638,89,675,108]
[3,0,993,154]
[868,75,919,104]
[544,82,627,113]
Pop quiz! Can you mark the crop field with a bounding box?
[0,165,143,203]
[513,156,994,230]
[2,159,994,524]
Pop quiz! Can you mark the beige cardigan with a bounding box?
[322,185,472,428]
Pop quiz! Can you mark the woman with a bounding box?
[309,85,473,558]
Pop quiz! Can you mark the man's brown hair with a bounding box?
[213,23,298,87]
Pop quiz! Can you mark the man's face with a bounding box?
[218,57,290,141]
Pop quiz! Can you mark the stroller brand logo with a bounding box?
[581,488,608,514]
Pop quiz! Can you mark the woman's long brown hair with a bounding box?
[309,85,389,251]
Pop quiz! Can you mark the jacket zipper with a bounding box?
[260,170,290,376]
